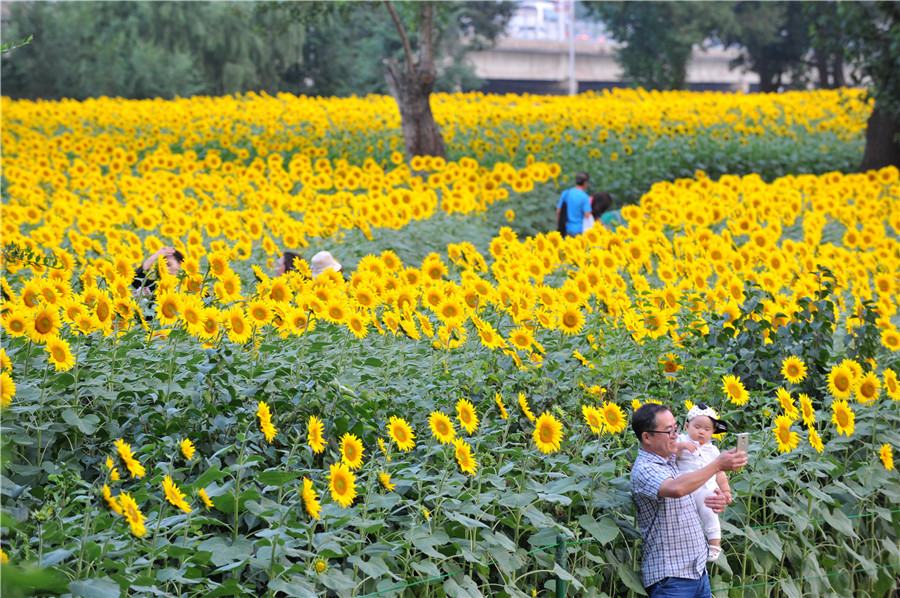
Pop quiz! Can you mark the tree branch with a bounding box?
[421,3,434,71]
[384,1,416,76]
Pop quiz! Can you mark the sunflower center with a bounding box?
[540,426,552,442]
[233,318,245,333]
[835,375,849,392]
[860,382,875,398]
[334,477,346,493]
[52,347,66,361]
[35,316,53,334]
[836,411,849,426]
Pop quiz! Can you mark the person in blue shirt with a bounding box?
[555,172,591,236]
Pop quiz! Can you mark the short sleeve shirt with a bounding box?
[631,449,708,588]
[557,188,591,235]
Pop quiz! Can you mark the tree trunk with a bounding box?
[384,59,446,160]
[382,1,446,161]
[859,105,900,171]
[831,53,845,88]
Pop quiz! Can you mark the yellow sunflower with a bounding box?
[379,472,396,492]
[340,433,365,470]
[772,415,799,454]
[659,353,683,375]
[2,307,30,338]
[781,356,807,385]
[428,411,456,444]
[247,299,274,328]
[826,363,854,399]
[509,326,535,352]
[533,412,563,453]
[328,462,357,508]
[456,398,479,435]
[798,393,816,426]
[830,399,855,436]
[494,393,509,420]
[558,306,585,336]
[1,372,16,408]
[27,305,61,344]
[180,439,196,461]
[808,426,824,454]
[301,477,322,519]
[154,292,182,326]
[387,416,416,451]
[880,444,894,471]
[197,488,214,508]
[518,392,536,422]
[162,476,192,514]
[582,404,604,434]
[453,438,478,475]
[102,484,123,515]
[117,492,147,537]
[881,328,900,352]
[44,336,75,372]
[600,402,628,434]
[883,368,899,401]
[854,371,880,404]
[722,374,749,406]
[256,401,277,443]
[308,415,326,453]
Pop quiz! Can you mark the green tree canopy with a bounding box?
[583,1,729,90]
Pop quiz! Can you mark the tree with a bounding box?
[803,2,846,89]
[259,1,513,159]
[717,2,813,93]
[1,2,313,100]
[382,2,445,159]
[584,1,728,90]
[812,1,900,169]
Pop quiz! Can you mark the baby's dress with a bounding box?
[675,433,720,492]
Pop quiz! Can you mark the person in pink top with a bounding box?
[675,404,733,562]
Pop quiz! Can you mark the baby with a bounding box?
[676,404,733,562]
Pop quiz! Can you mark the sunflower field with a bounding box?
[1,88,898,598]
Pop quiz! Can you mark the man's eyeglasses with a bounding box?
[646,428,678,438]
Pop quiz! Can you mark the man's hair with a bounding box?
[632,403,671,442]
[172,250,185,264]
[575,172,589,187]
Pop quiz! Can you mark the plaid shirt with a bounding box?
[631,449,707,588]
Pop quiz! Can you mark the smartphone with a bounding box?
[736,432,749,453]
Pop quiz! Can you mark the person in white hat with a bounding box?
[676,404,733,563]
[309,251,342,277]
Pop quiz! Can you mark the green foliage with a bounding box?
[716,1,813,92]
[814,1,900,121]
[2,243,64,271]
[583,1,729,90]
[0,35,33,56]
[1,1,514,101]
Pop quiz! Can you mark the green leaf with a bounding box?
[68,577,122,598]
[61,408,99,435]
[822,508,858,538]
[615,563,646,595]
[256,470,300,487]
[193,465,229,489]
[268,576,317,598]
[578,514,619,545]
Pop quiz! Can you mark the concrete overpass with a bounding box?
[467,38,760,95]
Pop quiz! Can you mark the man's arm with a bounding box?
[658,448,746,499]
